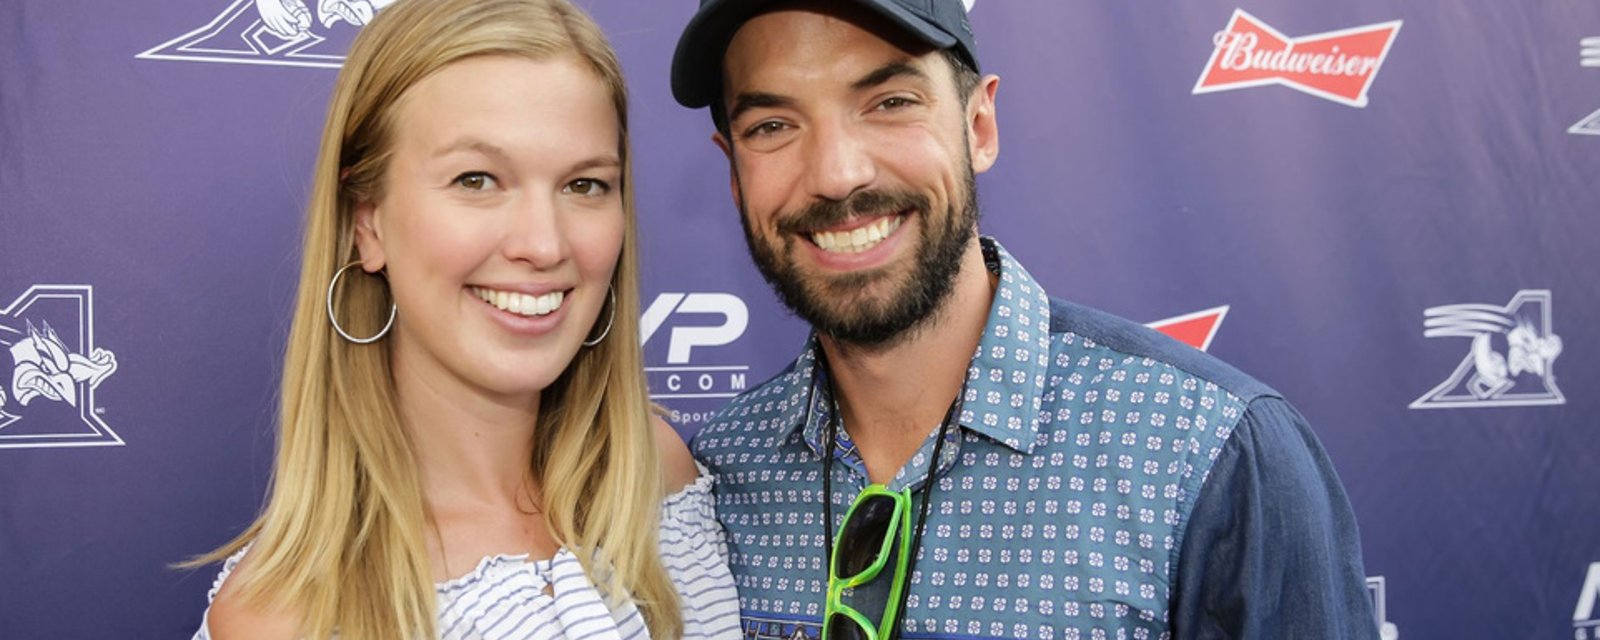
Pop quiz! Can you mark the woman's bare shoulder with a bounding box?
[652,415,700,496]
[204,552,303,640]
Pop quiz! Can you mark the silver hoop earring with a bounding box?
[582,285,616,348]
[326,261,396,344]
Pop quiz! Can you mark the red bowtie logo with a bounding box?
[1194,9,1402,107]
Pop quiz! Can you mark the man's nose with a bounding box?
[804,117,876,203]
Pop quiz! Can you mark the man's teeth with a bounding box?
[811,216,903,254]
[473,287,565,316]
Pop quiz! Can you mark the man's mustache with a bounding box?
[775,190,928,236]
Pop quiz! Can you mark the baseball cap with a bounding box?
[670,0,979,109]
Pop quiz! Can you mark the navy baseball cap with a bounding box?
[671,0,979,109]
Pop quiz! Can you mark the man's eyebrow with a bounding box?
[850,61,928,92]
[728,92,795,128]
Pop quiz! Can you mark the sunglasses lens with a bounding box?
[827,612,872,640]
[835,493,898,578]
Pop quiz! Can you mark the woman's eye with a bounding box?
[564,178,610,196]
[453,172,497,191]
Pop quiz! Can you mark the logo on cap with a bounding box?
[1194,9,1402,107]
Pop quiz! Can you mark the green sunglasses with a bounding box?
[824,484,914,640]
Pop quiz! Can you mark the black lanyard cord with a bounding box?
[822,389,961,640]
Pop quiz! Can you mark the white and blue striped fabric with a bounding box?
[193,473,741,639]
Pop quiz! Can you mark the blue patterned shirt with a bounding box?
[691,238,1376,640]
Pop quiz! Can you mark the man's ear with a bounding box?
[712,132,744,212]
[351,200,387,272]
[967,74,1001,175]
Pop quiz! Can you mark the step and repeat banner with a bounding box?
[2,0,1596,637]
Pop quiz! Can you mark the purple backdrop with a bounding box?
[2,0,1597,637]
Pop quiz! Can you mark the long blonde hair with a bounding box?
[188,0,676,637]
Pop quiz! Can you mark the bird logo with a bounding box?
[1410,290,1564,409]
[137,0,389,69]
[0,285,123,449]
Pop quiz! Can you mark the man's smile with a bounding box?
[808,212,908,253]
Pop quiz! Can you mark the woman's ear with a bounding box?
[352,200,387,272]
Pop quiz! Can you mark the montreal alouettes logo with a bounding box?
[0,285,122,449]
[1194,9,1402,107]
[138,0,383,69]
[1410,290,1563,410]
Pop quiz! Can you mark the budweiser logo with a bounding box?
[1194,9,1402,107]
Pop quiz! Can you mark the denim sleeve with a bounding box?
[1170,397,1378,640]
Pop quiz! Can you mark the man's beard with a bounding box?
[738,163,979,349]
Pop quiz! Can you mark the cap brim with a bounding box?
[671,0,960,109]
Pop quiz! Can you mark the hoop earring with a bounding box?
[327,261,396,344]
[583,285,616,348]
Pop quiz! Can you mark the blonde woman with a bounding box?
[186,0,738,637]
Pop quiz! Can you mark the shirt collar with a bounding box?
[773,339,829,457]
[775,237,1053,456]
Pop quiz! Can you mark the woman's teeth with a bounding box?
[811,215,903,254]
[472,287,564,317]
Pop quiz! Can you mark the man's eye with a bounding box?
[453,172,497,191]
[745,121,789,138]
[564,178,611,196]
[877,96,916,110]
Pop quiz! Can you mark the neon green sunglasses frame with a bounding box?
[823,484,914,640]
